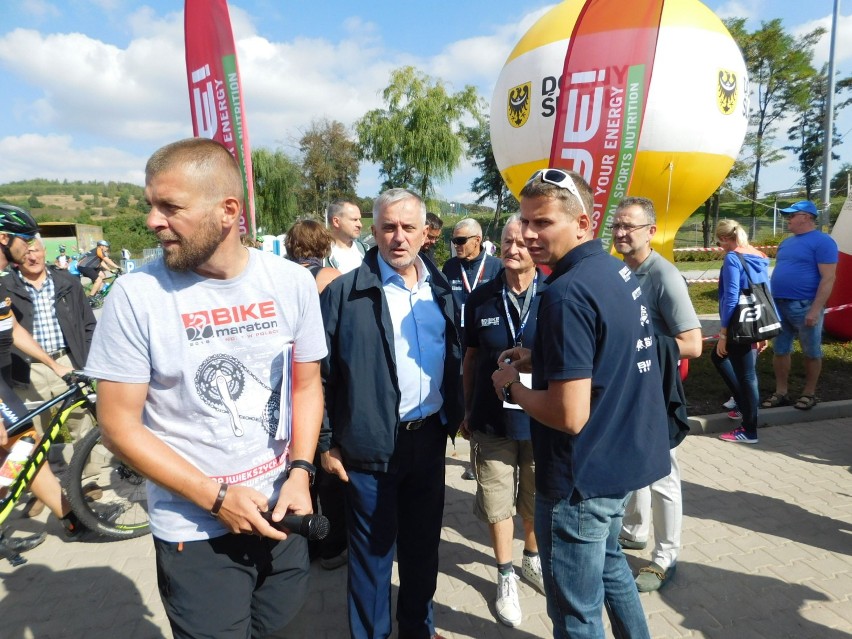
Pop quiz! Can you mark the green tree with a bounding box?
[725,18,823,231]
[830,162,852,195]
[785,65,852,200]
[252,147,303,235]
[27,194,44,208]
[463,116,518,233]
[101,212,154,254]
[356,66,482,197]
[299,118,360,216]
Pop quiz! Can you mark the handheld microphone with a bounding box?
[262,512,330,540]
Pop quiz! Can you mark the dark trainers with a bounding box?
[618,536,647,550]
[0,531,46,553]
[461,467,476,480]
[719,427,758,444]
[636,562,676,592]
[61,512,86,539]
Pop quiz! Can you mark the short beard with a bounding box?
[161,215,221,272]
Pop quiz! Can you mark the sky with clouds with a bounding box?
[1,0,850,204]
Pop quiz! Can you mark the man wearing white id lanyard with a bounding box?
[443,217,502,480]
[442,218,503,334]
[459,214,546,627]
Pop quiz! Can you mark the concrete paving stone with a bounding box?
[733,548,788,572]
[763,542,829,567]
[4,417,851,639]
[798,604,852,631]
[682,523,736,544]
[767,558,829,583]
[803,556,852,579]
[680,551,749,577]
[647,613,692,638]
[648,606,722,639]
[686,537,745,561]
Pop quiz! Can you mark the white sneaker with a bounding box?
[495,571,522,627]
[521,553,545,594]
[722,396,737,410]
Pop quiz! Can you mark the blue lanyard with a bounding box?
[502,274,537,347]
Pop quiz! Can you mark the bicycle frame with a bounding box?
[0,378,94,527]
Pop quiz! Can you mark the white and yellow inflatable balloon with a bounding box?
[491,0,748,259]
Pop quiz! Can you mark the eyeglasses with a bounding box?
[451,235,478,246]
[10,233,37,246]
[608,223,651,234]
[526,168,588,215]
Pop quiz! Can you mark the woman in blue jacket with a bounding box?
[712,219,772,444]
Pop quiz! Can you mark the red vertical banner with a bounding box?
[549,0,665,248]
[184,0,256,238]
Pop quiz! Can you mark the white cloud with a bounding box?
[712,0,759,21]
[0,2,558,198]
[0,27,188,141]
[794,13,852,68]
[0,133,144,183]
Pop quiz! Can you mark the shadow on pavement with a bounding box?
[0,563,164,639]
[682,480,851,555]
[657,562,848,638]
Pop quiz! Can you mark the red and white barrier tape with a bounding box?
[674,246,776,252]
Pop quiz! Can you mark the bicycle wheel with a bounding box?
[64,427,150,539]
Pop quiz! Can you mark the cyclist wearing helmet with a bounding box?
[77,239,120,298]
[0,203,90,551]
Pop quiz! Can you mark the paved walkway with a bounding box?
[1,417,850,638]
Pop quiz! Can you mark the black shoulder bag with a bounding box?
[727,253,782,344]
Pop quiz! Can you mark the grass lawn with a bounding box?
[683,282,852,415]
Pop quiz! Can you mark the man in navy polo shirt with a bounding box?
[492,168,670,638]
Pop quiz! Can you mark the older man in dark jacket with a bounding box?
[5,238,96,439]
[320,188,462,639]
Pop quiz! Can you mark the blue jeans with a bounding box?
[773,299,825,358]
[535,492,651,639]
[711,343,759,436]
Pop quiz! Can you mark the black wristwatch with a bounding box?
[502,379,520,403]
[288,459,316,485]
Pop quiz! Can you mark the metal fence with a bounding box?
[673,215,794,249]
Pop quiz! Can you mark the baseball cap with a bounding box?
[779,200,818,216]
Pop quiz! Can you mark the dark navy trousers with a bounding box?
[344,418,447,639]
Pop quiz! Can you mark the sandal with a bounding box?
[761,392,790,409]
[793,395,818,410]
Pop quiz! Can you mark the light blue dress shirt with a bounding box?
[377,254,446,421]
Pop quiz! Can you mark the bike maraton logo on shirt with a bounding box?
[182,301,279,343]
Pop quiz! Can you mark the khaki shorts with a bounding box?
[471,430,535,524]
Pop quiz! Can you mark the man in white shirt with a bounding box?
[326,200,366,273]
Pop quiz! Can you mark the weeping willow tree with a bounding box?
[356,66,482,198]
[251,147,303,235]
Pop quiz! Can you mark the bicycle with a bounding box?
[88,270,121,309]
[0,372,149,565]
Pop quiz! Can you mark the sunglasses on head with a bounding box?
[526,168,588,215]
[451,235,478,246]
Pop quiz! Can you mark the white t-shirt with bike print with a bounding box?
[85,249,327,541]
